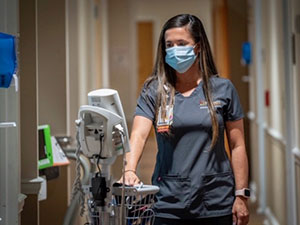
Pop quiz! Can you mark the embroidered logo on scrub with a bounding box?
[156,105,173,133]
[199,100,222,109]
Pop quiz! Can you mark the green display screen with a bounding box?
[38,125,53,169]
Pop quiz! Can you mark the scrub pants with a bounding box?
[153,214,233,225]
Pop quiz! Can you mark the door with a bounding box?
[137,21,153,94]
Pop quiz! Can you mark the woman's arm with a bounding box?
[122,115,153,185]
[225,119,249,225]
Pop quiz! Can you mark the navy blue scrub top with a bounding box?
[135,76,244,219]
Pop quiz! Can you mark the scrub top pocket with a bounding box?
[155,175,191,213]
[202,172,235,211]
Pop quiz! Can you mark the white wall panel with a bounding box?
[0,0,20,224]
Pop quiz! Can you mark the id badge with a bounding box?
[156,105,173,133]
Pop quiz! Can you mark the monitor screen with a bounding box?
[38,125,53,169]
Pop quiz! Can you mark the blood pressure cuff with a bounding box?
[0,32,17,88]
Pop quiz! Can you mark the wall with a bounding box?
[131,0,213,46]
[66,0,80,140]
[19,0,40,223]
[37,0,67,134]
[248,0,299,224]
[290,0,300,223]
[247,2,260,201]
[265,133,286,224]
[0,0,20,224]
[293,0,300,148]
[66,0,103,224]
[262,0,287,223]
[37,1,69,224]
[226,0,250,168]
[77,0,102,106]
[18,0,104,223]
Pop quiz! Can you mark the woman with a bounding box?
[122,14,249,225]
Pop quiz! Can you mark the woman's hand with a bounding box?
[118,170,141,186]
[232,196,249,225]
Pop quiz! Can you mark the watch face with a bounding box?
[244,189,251,197]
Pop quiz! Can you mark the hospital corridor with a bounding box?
[0,0,300,225]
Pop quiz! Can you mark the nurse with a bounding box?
[122,14,249,225]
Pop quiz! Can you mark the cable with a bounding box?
[71,123,86,216]
[96,132,104,177]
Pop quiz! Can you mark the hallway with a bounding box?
[1,0,300,224]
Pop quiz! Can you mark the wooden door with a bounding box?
[137,22,153,95]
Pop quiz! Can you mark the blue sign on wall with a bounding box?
[0,32,17,88]
[241,42,251,65]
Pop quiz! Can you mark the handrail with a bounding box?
[0,122,17,128]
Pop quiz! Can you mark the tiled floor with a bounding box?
[137,135,265,225]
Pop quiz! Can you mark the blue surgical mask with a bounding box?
[165,45,197,73]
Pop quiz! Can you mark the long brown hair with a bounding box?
[145,14,219,148]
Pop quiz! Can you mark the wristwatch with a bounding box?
[235,188,251,198]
